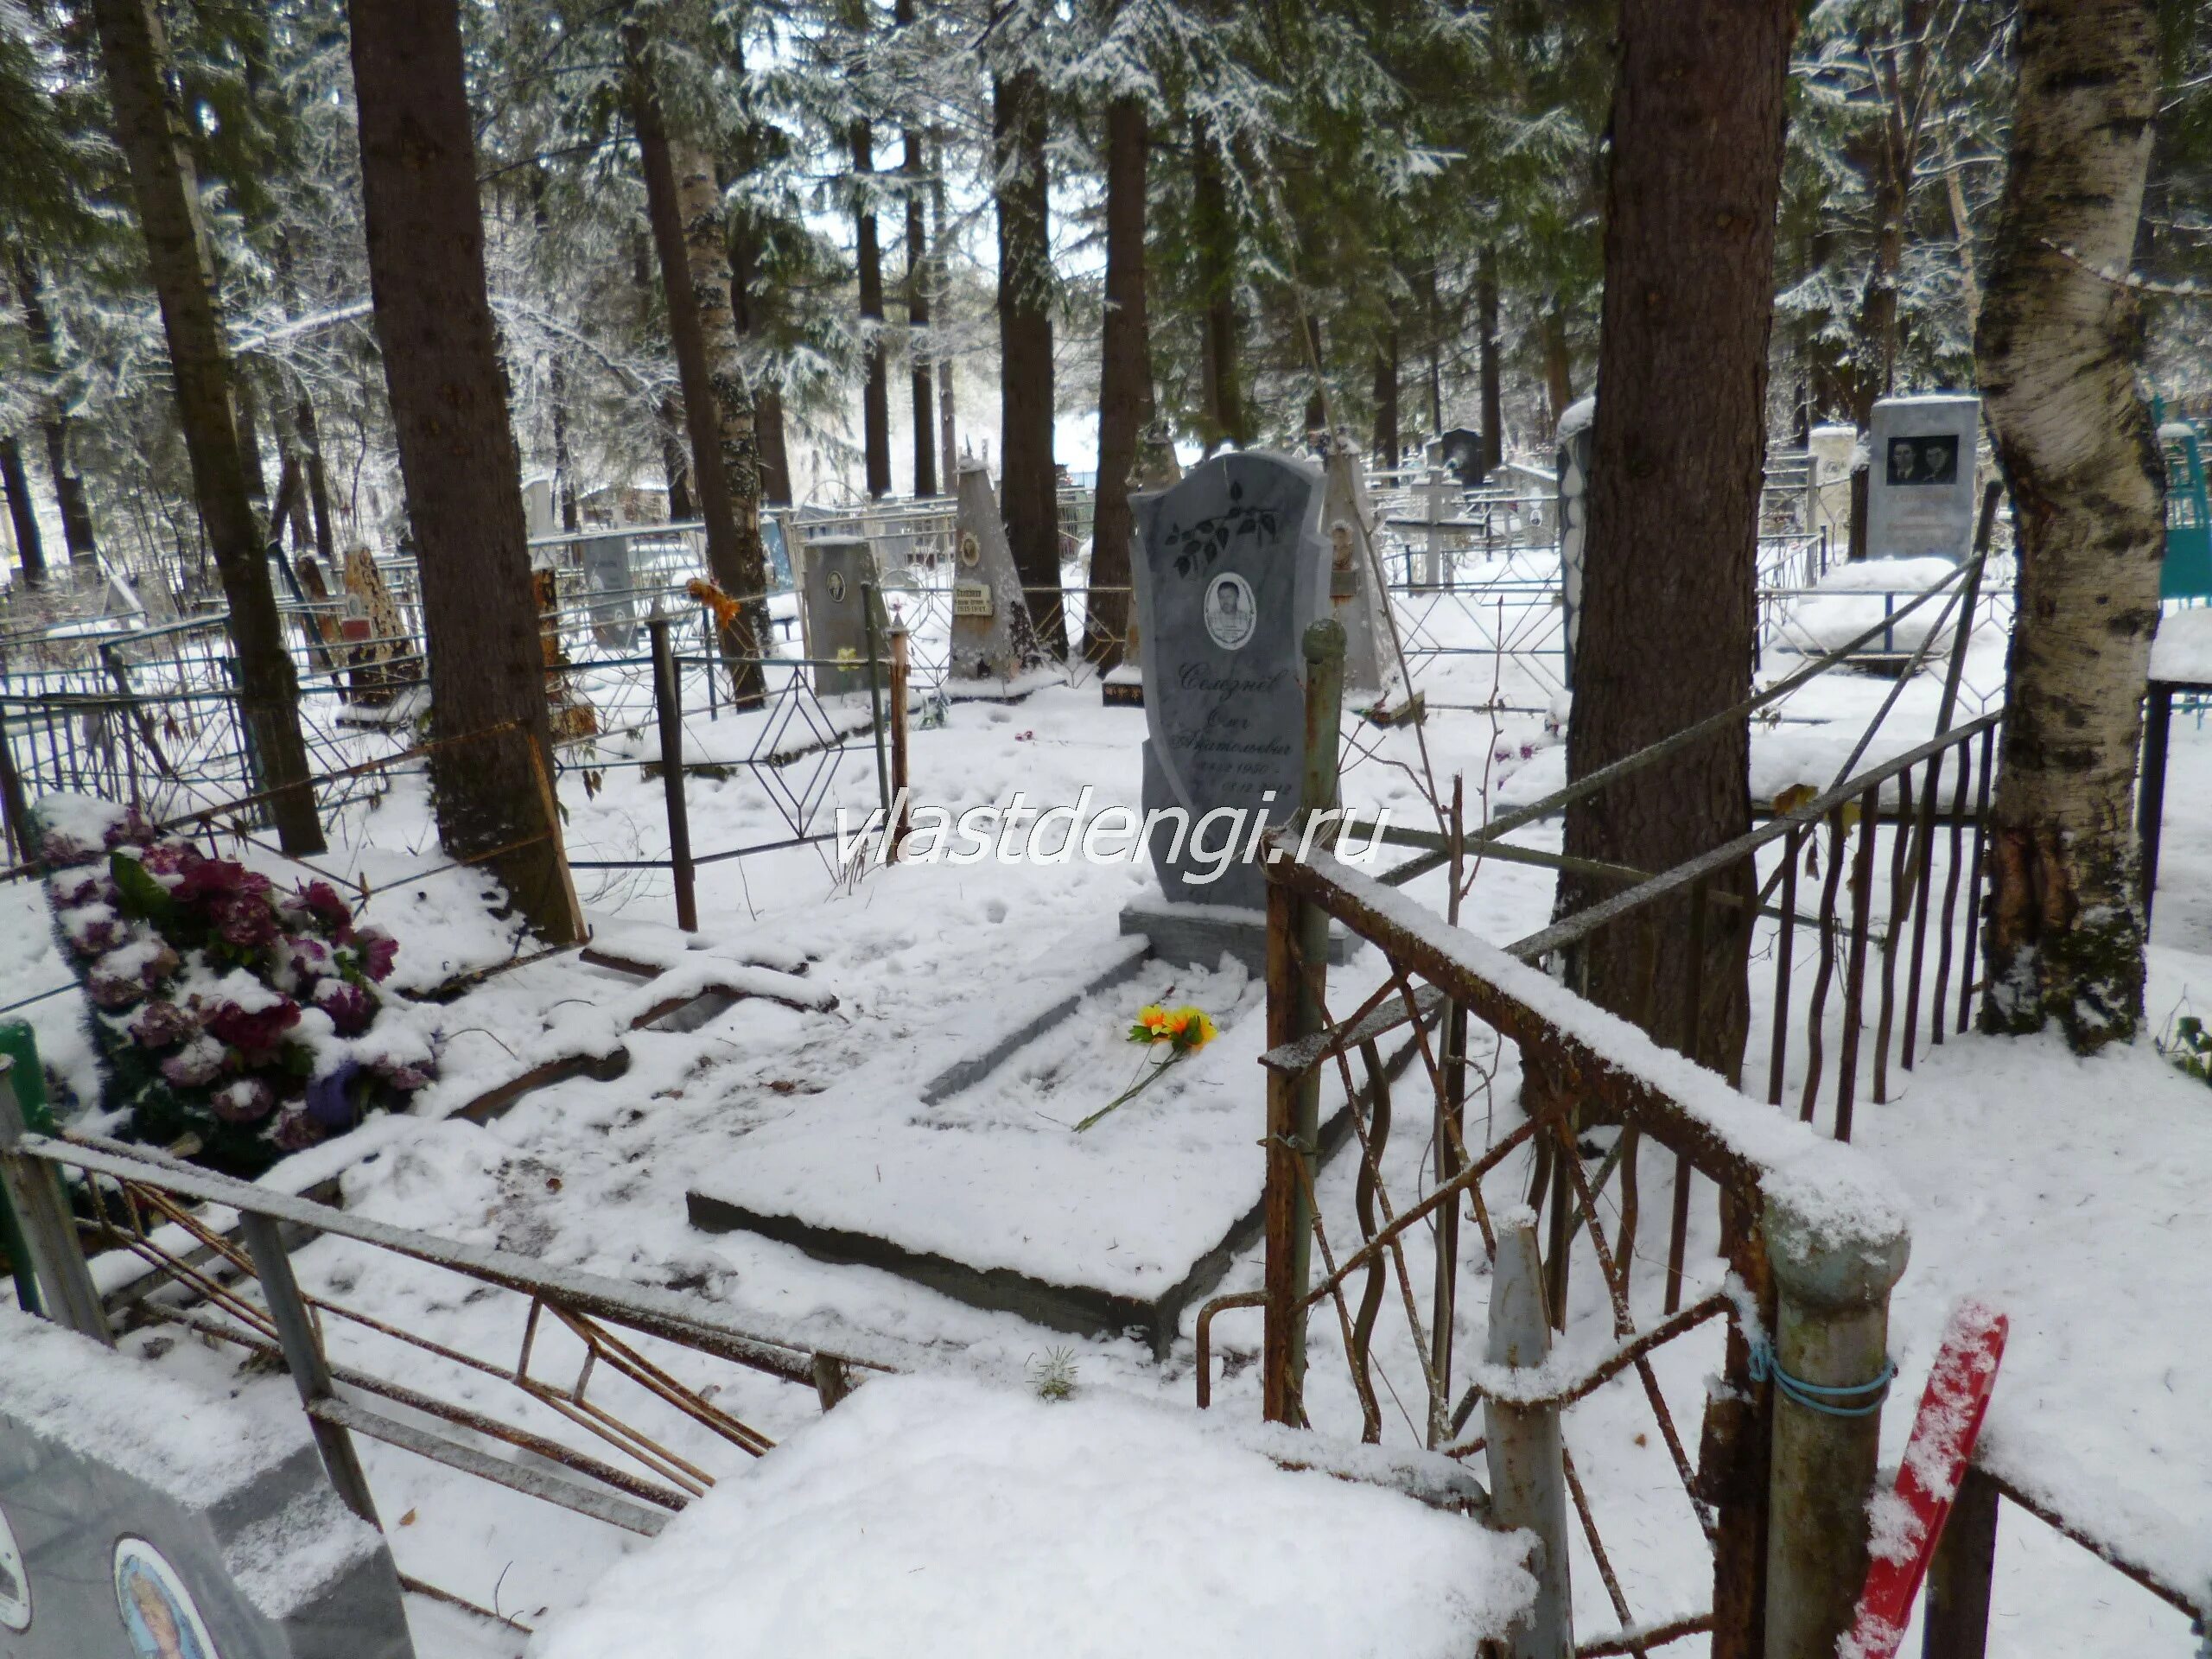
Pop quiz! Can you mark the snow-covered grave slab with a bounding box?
[2150,604,2212,685]
[689,916,1402,1353]
[529,1374,1534,1659]
[0,1306,411,1659]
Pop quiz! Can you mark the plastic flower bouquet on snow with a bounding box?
[1074,1003,1218,1132]
[31,794,435,1174]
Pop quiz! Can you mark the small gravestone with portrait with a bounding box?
[1866,393,1980,563]
[801,535,885,697]
[1120,449,1342,969]
[949,459,1041,681]
[0,1307,413,1659]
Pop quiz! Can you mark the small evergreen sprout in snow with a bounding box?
[1028,1347,1080,1402]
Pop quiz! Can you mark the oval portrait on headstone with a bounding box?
[113,1537,220,1659]
[1203,572,1257,652]
[0,1500,29,1631]
[959,531,982,568]
[826,569,847,604]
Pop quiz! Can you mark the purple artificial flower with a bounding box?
[103,809,156,850]
[175,858,271,910]
[128,1000,199,1049]
[353,925,399,983]
[137,841,197,879]
[283,935,334,983]
[61,905,125,960]
[207,995,301,1055]
[371,1055,435,1092]
[48,870,104,908]
[86,968,146,1010]
[312,977,377,1037]
[270,1109,323,1151]
[161,1037,227,1088]
[287,880,357,940]
[304,1060,364,1130]
[214,898,281,951]
[211,1076,277,1124]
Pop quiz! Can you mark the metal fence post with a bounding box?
[1763,1190,1910,1659]
[1485,1210,1573,1659]
[239,1211,383,1529]
[862,582,891,819]
[0,1058,111,1344]
[1922,1465,1999,1658]
[0,707,29,865]
[1262,620,1344,1425]
[649,619,698,932]
[887,622,911,862]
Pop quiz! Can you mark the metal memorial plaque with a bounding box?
[952,581,994,618]
[1130,449,1328,912]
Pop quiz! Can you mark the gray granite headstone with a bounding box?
[0,1307,413,1659]
[1126,450,1327,923]
[802,535,883,697]
[949,461,1040,681]
[583,530,637,651]
[1866,394,1980,561]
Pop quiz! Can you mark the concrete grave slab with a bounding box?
[0,1306,411,1659]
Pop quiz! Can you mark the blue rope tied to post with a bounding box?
[1748,1337,1897,1418]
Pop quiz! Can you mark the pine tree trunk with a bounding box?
[661,394,694,522]
[235,369,268,509]
[904,124,936,498]
[1541,303,1573,434]
[723,169,792,508]
[292,396,335,565]
[90,0,321,854]
[1090,91,1147,673]
[627,29,771,700]
[994,67,1062,656]
[1373,328,1399,467]
[1478,245,1502,473]
[1302,316,1325,441]
[1555,10,1796,1644]
[853,119,892,499]
[1423,264,1443,436]
[932,130,957,473]
[10,254,99,563]
[0,435,46,584]
[350,0,582,941]
[1975,0,2163,1052]
[1192,122,1244,454]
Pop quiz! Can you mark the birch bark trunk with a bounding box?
[1976,0,2164,1051]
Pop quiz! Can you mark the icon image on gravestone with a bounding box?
[826,570,846,603]
[115,1537,221,1659]
[950,460,1041,679]
[1127,449,1329,933]
[0,1499,29,1631]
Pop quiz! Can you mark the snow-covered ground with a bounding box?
[4,558,2209,1656]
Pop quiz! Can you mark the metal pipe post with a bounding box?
[239,1210,382,1528]
[1763,1189,1910,1659]
[887,623,911,862]
[648,620,698,932]
[0,1059,110,1343]
[863,582,891,817]
[1485,1211,1573,1659]
[1922,1465,1999,1659]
